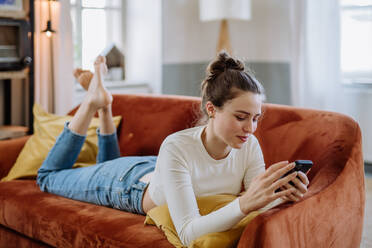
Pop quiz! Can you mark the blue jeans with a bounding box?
[37,122,156,215]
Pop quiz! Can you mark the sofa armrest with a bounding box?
[238,124,364,247]
[0,136,30,179]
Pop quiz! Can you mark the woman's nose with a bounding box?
[243,120,254,133]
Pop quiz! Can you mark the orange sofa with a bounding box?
[0,94,365,247]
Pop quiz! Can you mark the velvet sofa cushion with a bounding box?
[0,180,173,248]
[0,225,52,248]
[145,194,260,248]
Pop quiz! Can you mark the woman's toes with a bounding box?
[94,56,108,74]
[73,68,83,78]
[94,55,105,66]
[78,72,93,90]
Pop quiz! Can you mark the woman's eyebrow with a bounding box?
[235,110,261,116]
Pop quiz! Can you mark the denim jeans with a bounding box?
[37,122,156,215]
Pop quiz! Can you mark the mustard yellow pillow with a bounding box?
[145,194,260,248]
[1,104,122,181]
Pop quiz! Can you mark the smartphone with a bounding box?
[283,160,313,179]
[275,160,313,192]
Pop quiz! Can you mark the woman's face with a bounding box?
[209,91,262,149]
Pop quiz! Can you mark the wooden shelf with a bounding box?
[0,68,29,80]
[0,10,28,19]
[0,125,28,140]
[0,0,30,20]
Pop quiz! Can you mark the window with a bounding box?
[340,0,372,84]
[70,0,123,71]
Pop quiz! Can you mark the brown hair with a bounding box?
[201,52,265,116]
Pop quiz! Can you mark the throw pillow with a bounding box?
[1,104,122,181]
[145,194,260,248]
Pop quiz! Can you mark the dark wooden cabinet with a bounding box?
[0,0,34,139]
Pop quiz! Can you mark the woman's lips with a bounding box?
[237,136,248,142]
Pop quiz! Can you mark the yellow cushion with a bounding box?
[1,104,122,181]
[145,194,260,248]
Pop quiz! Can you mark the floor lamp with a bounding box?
[199,0,251,55]
[42,0,57,113]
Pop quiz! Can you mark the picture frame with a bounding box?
[0,0,23,11]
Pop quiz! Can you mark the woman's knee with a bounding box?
[36,169,49,192]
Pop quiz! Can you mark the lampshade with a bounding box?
[42,20,56,37]
[199,0,251,22]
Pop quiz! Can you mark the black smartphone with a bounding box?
[275,160,313,192]
[283,160,313,179]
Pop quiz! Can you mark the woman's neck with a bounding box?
[201,124,231,160]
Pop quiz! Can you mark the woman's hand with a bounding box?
[238,161,301,215]
[280,171,309,202]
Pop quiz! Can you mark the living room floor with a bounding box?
[361,166,372,248]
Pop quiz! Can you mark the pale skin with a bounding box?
[72,62,309,214]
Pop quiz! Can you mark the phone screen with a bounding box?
[294,160,313,174]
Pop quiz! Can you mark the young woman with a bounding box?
[37,53,309,246]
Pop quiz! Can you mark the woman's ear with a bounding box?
[205,101,216,118]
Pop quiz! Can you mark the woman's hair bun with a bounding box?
[200,51,265,118]
[207,51,244,78]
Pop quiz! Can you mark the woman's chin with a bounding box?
[230,142,243,149]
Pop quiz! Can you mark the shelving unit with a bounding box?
[0,69,29,80]
[0,10,27,20]
[0,0,34,140]
[0,0,29,20]
[0,69,30,139]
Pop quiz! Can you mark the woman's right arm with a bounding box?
[158,142,247,246]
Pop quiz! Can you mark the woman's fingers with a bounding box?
[286,183,303,198]
[266,162,295,183]
[270,171,297,191]
[297,171,309,186]
[288,193,300,202]
[281,195,291,202]
[275,187,297,199]
[265,161,290,174]
[291,177,307,194]
[280,186,292,202]
[281,184,302,201]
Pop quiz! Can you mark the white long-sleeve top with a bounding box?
[147,125,265,246]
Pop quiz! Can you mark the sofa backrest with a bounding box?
[111,94,201,156]
[255,103,361,195]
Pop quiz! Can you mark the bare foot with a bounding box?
[84,56,112,110]
[73,68,89,79]
[73,68,93,91]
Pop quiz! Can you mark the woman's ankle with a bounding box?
[98,104,112,114]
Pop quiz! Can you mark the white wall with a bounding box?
[338,88,372,162]
[125,0,162,93]
[162,0,291,63]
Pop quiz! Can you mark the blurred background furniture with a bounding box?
[0,0,34,139]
